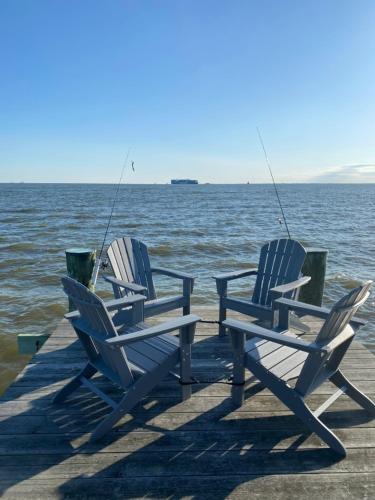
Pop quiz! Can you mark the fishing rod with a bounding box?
[92,149,133,286]
[256,127,291,239]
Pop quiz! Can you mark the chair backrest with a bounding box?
[107,237,156,300]
[295,281,372,396]
[252,239,307,306]
[61,276,133,387]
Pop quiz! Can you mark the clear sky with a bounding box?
[0,0,374,183]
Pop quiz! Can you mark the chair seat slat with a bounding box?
[126,346,160,372]
[246,330,298,360]
[129,336,179,365]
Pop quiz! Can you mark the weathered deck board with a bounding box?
[0,307,374,499]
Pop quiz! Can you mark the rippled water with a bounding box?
[1,183,374,393]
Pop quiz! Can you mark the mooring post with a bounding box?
[299,248,328,307]
[18,248,97,355]
[65,248,96,311]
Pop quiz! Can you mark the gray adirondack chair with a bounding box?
[105,237,194,318]
[53,276,200,442]
[225,281,375,456]
[214,239,310,336]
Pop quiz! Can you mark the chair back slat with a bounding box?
[119,237,136,283]
[107,238,135,284]
[317,282,371,343]
[295,281,372,396]
[61,277,134,387]
[252,239,306,306]
[107,237,156,300]
[132,239,149,292]
[139,240,157,299]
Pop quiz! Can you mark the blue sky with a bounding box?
[0,1,374,183]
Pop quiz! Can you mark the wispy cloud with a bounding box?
[310,164,375,183]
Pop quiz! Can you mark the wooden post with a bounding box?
[17,247,97,355]
[65,248,96,311]
[299,248,328,307]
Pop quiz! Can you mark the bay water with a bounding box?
[1,183,374,393]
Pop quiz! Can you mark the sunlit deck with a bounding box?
[0,307,374,498]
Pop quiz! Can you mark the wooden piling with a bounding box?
[299,248,328,307]
[65,247,96,311]
[17,248,96,355]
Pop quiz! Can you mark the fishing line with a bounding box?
[256,127,291,239]
[92,148,133,286]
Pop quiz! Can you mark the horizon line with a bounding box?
[1,181,375,185]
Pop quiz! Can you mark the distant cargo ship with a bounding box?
[171,179,198,185]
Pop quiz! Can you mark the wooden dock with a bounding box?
[0,307,374,498]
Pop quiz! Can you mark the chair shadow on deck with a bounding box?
[0,334,373,498]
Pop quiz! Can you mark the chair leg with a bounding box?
[248,363,347,456]
[280,390,347,456]
[230,329,245,406]
[330,370,375,415]
[219,300,227,337]
[270,307,278,328]
[53,363,97,404]
[180,341,192,401]
[183,279,192,315]
[90,360,177,442]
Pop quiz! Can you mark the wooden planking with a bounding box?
[0,448,374,477]
[2,378,375,402]
[1,473,374,500]
[0,306,374,499]
[0,427,374,454]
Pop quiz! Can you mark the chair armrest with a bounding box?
[104,294,146,311]
[103,275,147,293]
[276,297,331,318]
[64,294,146,321]
[270,276,311,297]
[151,267,195,280]
[106,314,201,348]
[64,310,80,320]
[223,318,324,353]
[214,269,258,296]
[275,297,366,330]
[213,268,258,282]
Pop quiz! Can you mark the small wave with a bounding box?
[2,217,21,223]
[13,303,66,327]
[192,242,230,255]
[149,245,173,256]
[118,223,142,229]
[37,274,61,286]
[13,208,39,214]
[214,259,258,270]
[326,273,364,290]
[0,243,37,252]
[192,241,257,255]
[32,230,62,238]
[170,229,205,237]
